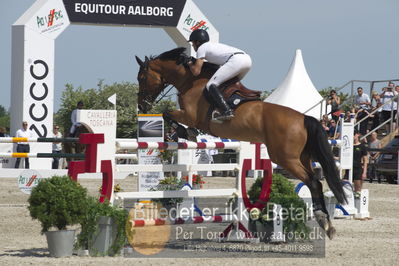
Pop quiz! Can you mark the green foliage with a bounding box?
[260,90,273,101]
[76,197,128,256]
[0,105,7,117]
[55,81,139,138]
[150,176,185,206]
[248,174,308,236]
[28,175,88,233]
[0,105,10,130]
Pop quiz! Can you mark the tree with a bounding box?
[0,105,10,130]
[55,81,139,138]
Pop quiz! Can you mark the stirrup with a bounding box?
[212,110,234,122]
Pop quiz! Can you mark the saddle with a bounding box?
[204,77,262,110]
[220,77,261,107]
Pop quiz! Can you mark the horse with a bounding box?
[63,125,90,166]
[134,47,346,239]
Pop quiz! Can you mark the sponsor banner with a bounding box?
[63,0,186,26]
[23,0,70,39]
[77,110,117,172]
[18,169,43,194]
[339,122,354,169]
[175,0,218,43]
[137,114,164,191]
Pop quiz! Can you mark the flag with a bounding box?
[108,93,116,108]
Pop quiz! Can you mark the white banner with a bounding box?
[137,114,164,191]
[340,122,354,169]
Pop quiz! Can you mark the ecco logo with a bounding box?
[29,59,49,137]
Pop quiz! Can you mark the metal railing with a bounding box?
[304,79,399,119]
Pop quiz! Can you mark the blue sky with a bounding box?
[1,0,398,111]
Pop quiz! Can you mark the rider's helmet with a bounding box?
[188,29,210,43]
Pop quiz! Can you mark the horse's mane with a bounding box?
[157,47,219,74]
[157,47,186,61]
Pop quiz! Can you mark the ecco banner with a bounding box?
[63,0,186,26]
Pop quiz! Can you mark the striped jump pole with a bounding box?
[0,152,85,159]
[116,141,241,150]
[0,137,79,143]
[130,215,234,228]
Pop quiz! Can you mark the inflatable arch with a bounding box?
[10,0,218,168]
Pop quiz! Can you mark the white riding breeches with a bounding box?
[206,53,252,90]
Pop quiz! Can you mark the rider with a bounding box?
[187,29,252,121]
[69,101,84,137]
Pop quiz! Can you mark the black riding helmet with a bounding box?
[188,29,210,43]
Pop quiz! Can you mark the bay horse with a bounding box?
[135,47,346,239]
[63,125,90,165]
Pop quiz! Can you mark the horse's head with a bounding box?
[135,47,189,113]
[135,56,168,113]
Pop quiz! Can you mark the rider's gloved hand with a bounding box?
[179,55,196,67]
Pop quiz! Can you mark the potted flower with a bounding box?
[182,174,205,189]
[76,197,128,257]
[28,175,88,257]
[247,173,309,242]
[150,176,185,209]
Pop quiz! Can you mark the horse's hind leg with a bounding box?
[300,157,336,240]
[280,158,336,240]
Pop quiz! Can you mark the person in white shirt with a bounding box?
[69,101,84,137]
[354,87,371,135]
[52,125,62,169]
[14,121,33,168]
[380,82,398,134]
[187,29,252,121]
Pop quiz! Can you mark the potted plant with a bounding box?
[182,174,205,189]
[247,173,309,242]
[150,176,185,209]
[76,197,128,257]
[28,175,88,257]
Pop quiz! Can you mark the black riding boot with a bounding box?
[209,84,234,121]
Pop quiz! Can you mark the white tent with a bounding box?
[265,49,327,119]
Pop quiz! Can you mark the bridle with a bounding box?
[137,61,172,111]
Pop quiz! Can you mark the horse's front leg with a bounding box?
[163,110,199,141]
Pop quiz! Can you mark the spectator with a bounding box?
[368,132,381,183]
[370,90,382,131]
[320,120,329,134]
[344,110,352,122]
[328,120,340,139]
[380,82,398,134]
[353,130,368,198]
[51,125,62,169]
[327,89,341,122]
[70,101,84,137]
[0,127,5,137]
[354,87,371,135]
[14,121,33,169]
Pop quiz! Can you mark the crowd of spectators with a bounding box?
[322,82,399,192]
[324,81,399,140]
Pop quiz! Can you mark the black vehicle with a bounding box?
[374,135,399,184]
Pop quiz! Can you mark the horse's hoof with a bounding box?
[326,226,336,240]
[314,210,328,228]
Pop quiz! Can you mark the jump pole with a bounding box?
[0,137,79,143]
[130,215,234,228]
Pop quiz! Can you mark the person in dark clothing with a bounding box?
[352,130,368,198]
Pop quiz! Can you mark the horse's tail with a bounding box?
[303,115,347,204]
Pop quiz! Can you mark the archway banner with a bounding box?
[10,0,217,169]
[62,0,186,26]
